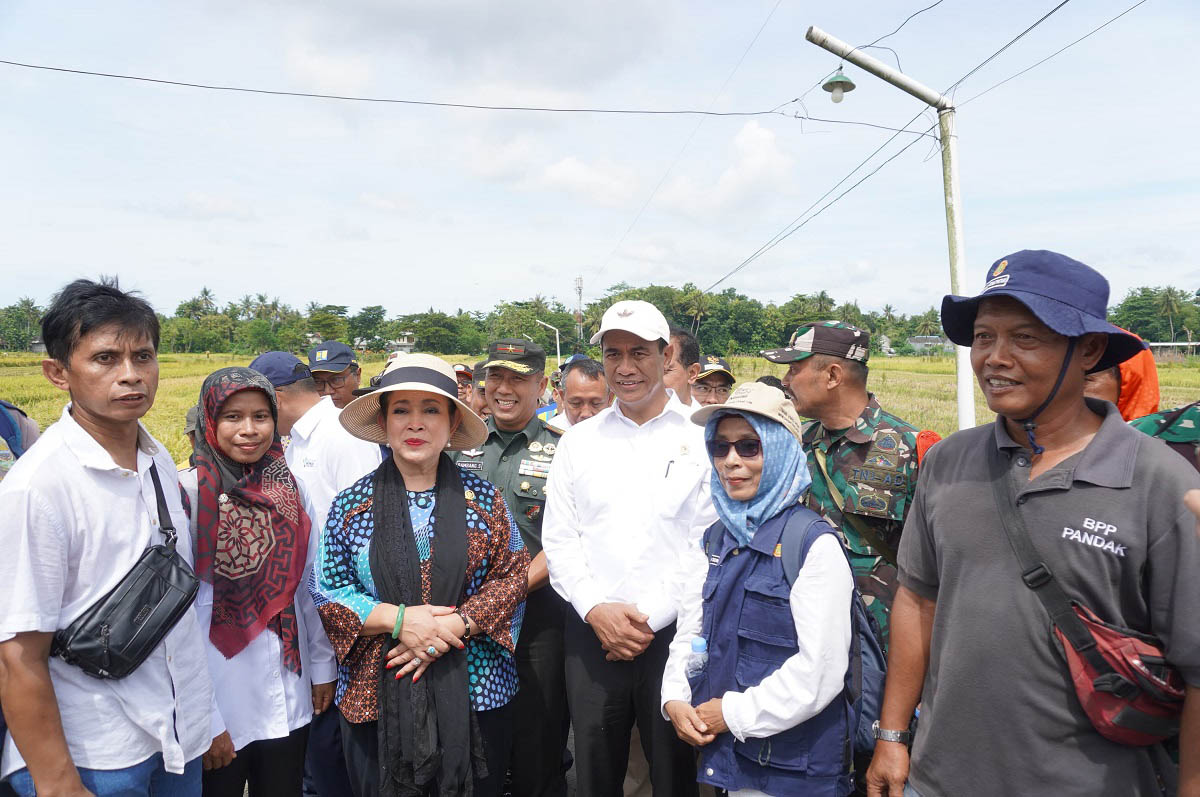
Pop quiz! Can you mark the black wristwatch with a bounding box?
[872,720,912,745]
[455,609,473,643]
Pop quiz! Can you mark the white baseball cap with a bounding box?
[589,300,671,346]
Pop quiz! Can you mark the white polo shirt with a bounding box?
[179,469,337,751]
[0,405,216,778]
[542,393,717,631]
[284,396,383,533]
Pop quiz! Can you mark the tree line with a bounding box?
[1,283,1197,357]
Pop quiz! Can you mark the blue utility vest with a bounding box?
[691,503,852,796]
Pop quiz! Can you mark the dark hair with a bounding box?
[561,357,605,385]
[669,327,700,367]
[42,278,160,364]
[756,375,784,390]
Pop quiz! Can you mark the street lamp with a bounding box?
[821,68,856,103]
[536,320,562,369]
[805,25,975,430]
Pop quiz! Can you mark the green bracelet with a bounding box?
[392,604,406,639]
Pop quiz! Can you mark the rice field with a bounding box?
[2,351,1197,466]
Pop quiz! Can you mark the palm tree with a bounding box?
[684,290,710,335]
[882,304,896,323]
[1156,287,1185,341]
[198,287,217,315]
[813,290,834,316]
[914,311,940,337]
[14,298,40,338]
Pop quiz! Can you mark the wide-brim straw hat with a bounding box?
[339,353,488,450]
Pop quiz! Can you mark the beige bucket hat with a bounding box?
[339,353,488,450]
[690,381,804,442]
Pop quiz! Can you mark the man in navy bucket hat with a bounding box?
[867,250,1200,797]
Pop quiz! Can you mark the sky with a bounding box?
[2,0,1197,320]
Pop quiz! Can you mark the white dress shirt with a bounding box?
[179,469,337,751]
[0,406,217,778]
[284,396,383,534]
[547,411,571,431]
[542,393,716,631]
[660,532,853,744]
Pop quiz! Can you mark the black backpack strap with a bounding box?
[986,444,1112,677]
[147,464,178,549]
[779,506,837,588]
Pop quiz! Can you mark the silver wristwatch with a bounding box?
[872,720,912,745]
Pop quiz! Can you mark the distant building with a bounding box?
[388,332,416,354]
[877,334,895,356]
[906,335,955,354]
[29,338,46,354]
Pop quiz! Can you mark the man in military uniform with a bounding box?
[454,338,568,797]
[1131,400,1200,473]
[762,321,921,650]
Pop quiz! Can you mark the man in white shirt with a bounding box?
[543,300,716,796]
[248,351,382,797]
[547,357,612,431]
[0,279,219,797]
[664,327,703,410]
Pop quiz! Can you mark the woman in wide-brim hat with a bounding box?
[309,353,530,797]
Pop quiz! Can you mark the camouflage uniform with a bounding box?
[762,321,921,651]
[801,396,919,649]
[1130,401,1200,474]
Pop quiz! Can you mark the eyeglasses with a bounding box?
[313,373,351,390]
[692,384,732,398]
[705,439,762,459]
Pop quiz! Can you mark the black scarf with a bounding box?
[369,453,486,796]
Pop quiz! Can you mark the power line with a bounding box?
[703,0,1083,294]
[0,58,786,117]
[959,0,1149,107]
[592,0,786,285]
[864,0,948,48]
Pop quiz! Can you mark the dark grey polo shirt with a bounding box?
[898,399,1200,797]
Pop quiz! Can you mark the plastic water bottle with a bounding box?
[685,637,708,678]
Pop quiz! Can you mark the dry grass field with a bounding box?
[2,351,1197,466]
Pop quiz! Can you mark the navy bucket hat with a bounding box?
[941,250,1147,373]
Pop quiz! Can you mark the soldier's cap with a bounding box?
[691,382,803,443]
[941,250,1147,373]
[249,351,312,388]
[339,353,487,450]
[308,340,358,373]
[696,355,735,383]
[452,363,474,383]
[184,404,200,434]
[473,360,488,389]
[590,300,670,346]
[760,321,870,364]
[483,338,546,375]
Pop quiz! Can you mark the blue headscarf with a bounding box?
[704,410,812,548]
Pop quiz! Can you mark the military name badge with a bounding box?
[851,466,907,489]
[458,460,484,471]
[518,459,552,479]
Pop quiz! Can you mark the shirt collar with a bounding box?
[992,398,1137,488]
[610,390,688,429]
[487,412,542,442]
[803,393,881,447]
[59,403,159,473]
[291,395,332,441]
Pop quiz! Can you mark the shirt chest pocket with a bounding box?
[736,572,795,665]
[656,459,703,519]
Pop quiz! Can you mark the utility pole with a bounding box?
[806,25,975,431]
[536,320,562,369]
[574,276,584,344]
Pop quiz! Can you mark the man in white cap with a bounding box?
[543,300,716,796]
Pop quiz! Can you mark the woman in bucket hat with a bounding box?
[661,382,856,796]
[309,354,529,797]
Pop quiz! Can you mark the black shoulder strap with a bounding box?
[779,506,834,588]
[986,445,1110,673]
[147,464,178,548]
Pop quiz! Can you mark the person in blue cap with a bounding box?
[308,342,361,410]
[866,251,1200,797]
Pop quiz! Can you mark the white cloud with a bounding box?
[659,122,794,218]
[462,134,540,181]
[285,38,373,94]
[537,156,638,207]
[359,192,413,213]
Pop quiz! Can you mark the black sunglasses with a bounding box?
[705,438,762,459]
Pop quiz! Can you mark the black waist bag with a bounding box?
[51,464,200,679]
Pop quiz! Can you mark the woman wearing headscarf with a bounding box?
[310,353,529,797]
[178,367,337,797]
[661,382,855,797]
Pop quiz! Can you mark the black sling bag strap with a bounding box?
[51,463,200,679]
[987,443,1184,756]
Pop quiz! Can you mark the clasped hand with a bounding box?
[385,604,465,683]
[665,698,727,747]
[585,602,654,661]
